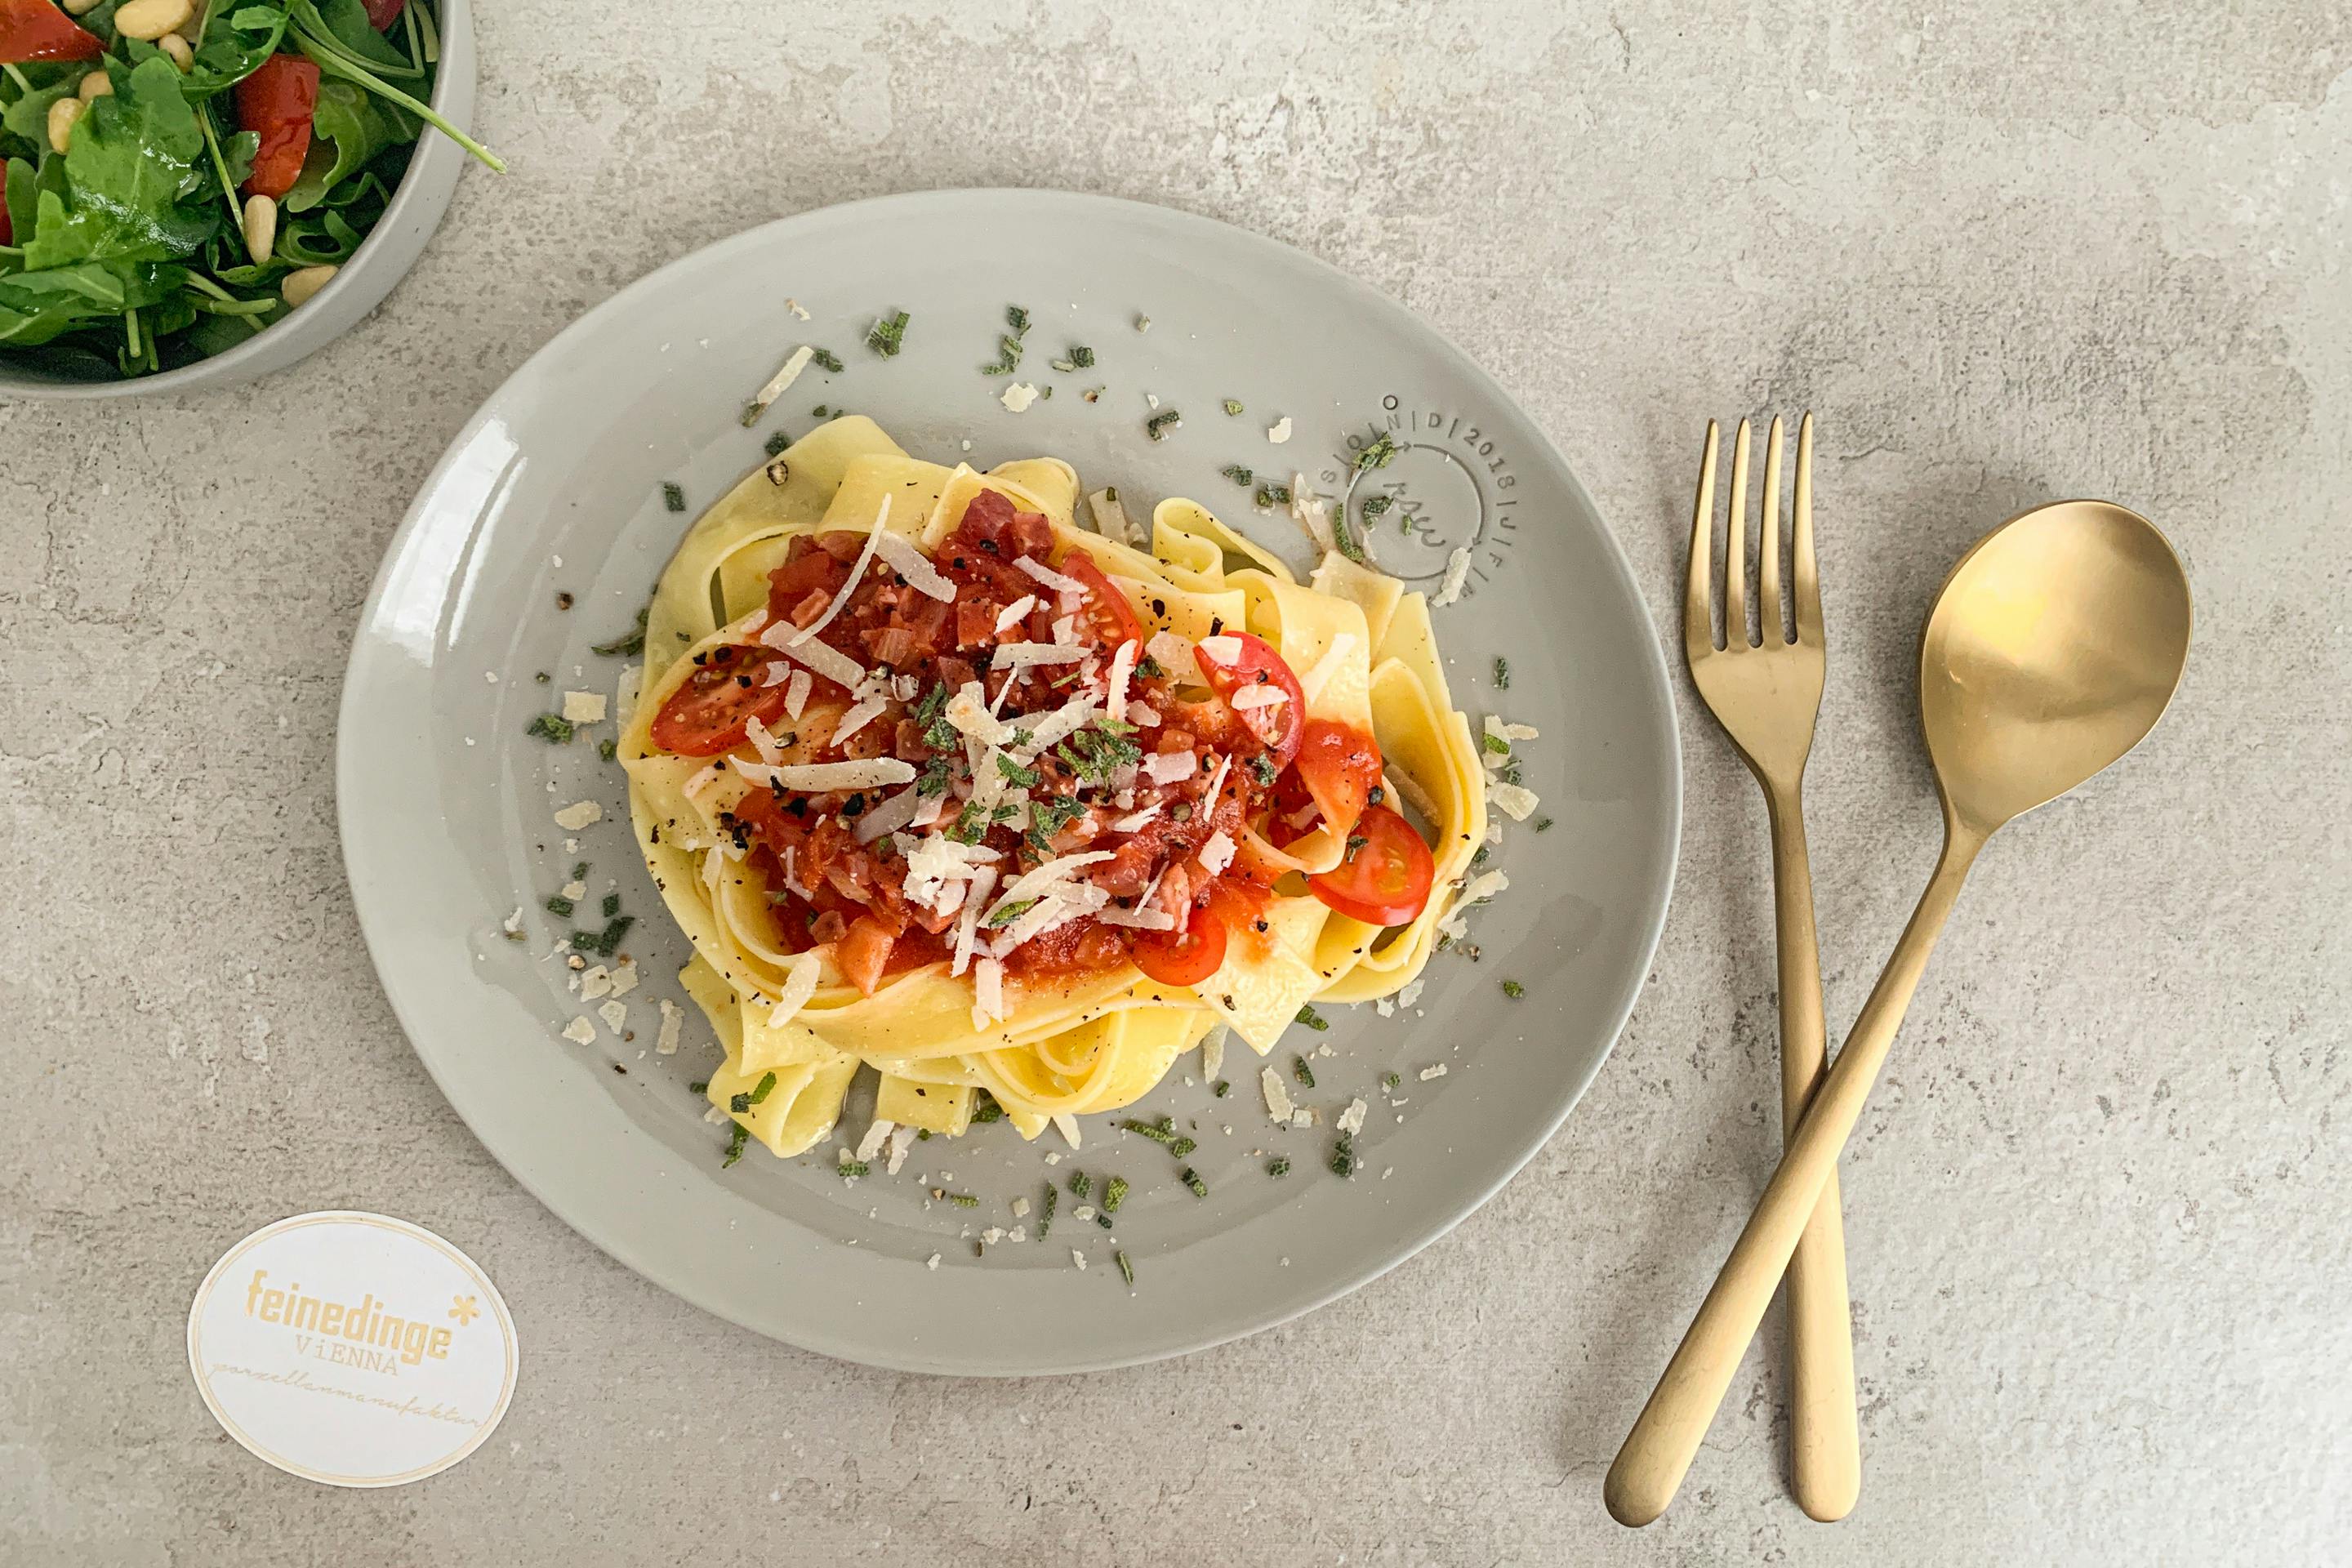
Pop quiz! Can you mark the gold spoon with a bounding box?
[1605,499,2193,1526]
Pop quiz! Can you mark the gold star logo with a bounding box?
[448,1294,480,1326]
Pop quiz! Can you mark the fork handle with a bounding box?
[1765,785,1860,1522]
[1606,822,1984,1527]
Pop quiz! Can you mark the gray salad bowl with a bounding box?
[0,0,475,400]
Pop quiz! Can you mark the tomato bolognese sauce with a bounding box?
[644,486,1432,1018]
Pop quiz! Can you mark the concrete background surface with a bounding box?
[4,1,2347,1562]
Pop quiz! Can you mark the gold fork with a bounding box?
[1643,413,1859,1523]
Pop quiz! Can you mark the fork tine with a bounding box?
[1723,419,1751,648]
[1685,421,1719,657]
[1793,412,1823,643]
[1759,415,1784,644]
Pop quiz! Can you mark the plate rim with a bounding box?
[336,185,1682,1374]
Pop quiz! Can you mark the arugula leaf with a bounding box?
[179,4,293,100]
[216,129,260,192]
[2,75,80,152]
[309,0,415,73]
[3,157,36,252]
[0,260,184,345]
[21,60,218,274]
[283,78,412,212]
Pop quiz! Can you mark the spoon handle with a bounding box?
[1765,787,1860,1523]
[1605,821,1985,1528]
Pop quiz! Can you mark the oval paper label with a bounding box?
[186,1211,518,1487]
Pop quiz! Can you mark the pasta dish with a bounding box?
[617,416,1488,1157]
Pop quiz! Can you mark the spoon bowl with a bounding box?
[1922,501,2193,833]
[1606,498,2191,1527]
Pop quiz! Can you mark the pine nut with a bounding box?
[281,265,338,309]
[158,32,194,70]
[47,98,82,155]
[61,0,102,13]
[78,70,114,101]
[114,0,194,42]
[242,194,277,265]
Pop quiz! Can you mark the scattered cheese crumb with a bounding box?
[597,1000,628,1034]
[1013,1196,1031,1218]
[786,298,809,320]
[1071,1249,1089,1270]
[1419,1063,1449,1081]
[501,906,524,937]
[1490,782,1541,821]
[580,965,613,1000]
[1000,381,1040,413]
[553,800,603,830]
[654,998,683,1055]
[561,880,587,901]
[1338,1098,1368,1136]
[561,691,607,724]
[559,1017,596,1045]
[1432,547,1473,607]
[926,1253,941,1271]
[608,960,639,996]
[1261,1066,1294,1123]
[1267,416,1292,444]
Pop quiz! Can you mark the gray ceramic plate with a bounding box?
[338,189,1679,1374]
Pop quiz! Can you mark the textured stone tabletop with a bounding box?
[5,2,2346,1562]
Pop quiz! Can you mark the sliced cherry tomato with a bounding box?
[1192,630,1303,767]
[1055,550,1145,651]
[1132,898,1228,987]
[1289,719,1383,840]
[649,644,793,756]
[1307,804,1435,927]
[362,0,407,27]
[236,54,322,199]
[0,0,103,62]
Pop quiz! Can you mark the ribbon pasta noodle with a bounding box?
[620,417,1487,1156]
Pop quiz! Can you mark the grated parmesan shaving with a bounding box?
[786,495,889,646]
[1489,782,1540,821]
[783,668,813,719]
[1014,555,1087,595]
[759,620,866,688]
[1094,903,1177,931]
[869,528,956,601]
[731,756,915,791]
[855,1119,894,1163]
[1106,639,1138,722]
[971,957,1008,1030]
[951,866,999,978]
[829,696,889,747]
[851,784,926,844]
[1197,634,1244,665]
[1261,1066,1294,1122]
[767,951,822,1027]
[1196,830,1237,877]
[1228,684,1289,711]
[655,997,683,1054]
[1432,546,1473,607]
[744,344,814,422]
[1087,488,1137,547]
[1146,630,1192,670]
[994,595,1037,634]
[992,642,1090,670]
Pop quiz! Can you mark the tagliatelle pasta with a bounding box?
[618,416,1487,1157]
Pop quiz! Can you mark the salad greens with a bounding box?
[0,0,500,380]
